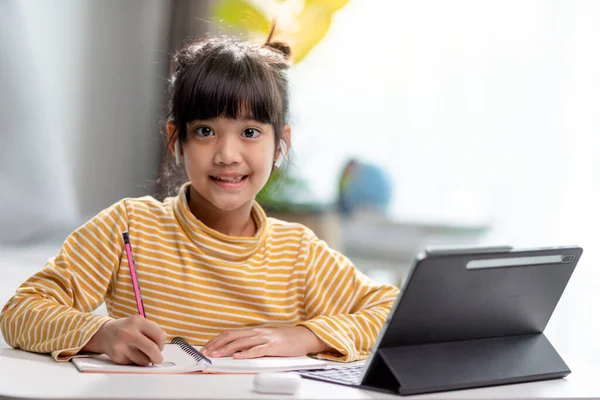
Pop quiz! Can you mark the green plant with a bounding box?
[255,166,311,212]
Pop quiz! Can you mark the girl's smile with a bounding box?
[209,174,249,189]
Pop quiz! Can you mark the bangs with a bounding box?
[172,49,284,135]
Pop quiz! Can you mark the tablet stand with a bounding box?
[361,333,570,395]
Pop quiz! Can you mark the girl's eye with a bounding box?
[195,126,214,137]
[242,128,260,139]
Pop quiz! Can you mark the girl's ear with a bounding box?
[166,121,184,166]
[274,125,292,168]
[166,121,178,153]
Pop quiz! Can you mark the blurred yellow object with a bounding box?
[211,0,272,36]
[305,0,350,11]
[280,3,332,62]
[211,0,350,63]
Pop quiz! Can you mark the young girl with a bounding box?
[0,35,399,366]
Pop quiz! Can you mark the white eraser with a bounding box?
[253,372,302,394]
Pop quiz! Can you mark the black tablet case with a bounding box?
[360,246,582,395]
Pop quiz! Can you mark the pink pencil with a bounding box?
[122,232,146,318]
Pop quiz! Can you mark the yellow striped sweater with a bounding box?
[0,182,399,362]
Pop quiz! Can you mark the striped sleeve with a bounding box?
[297,238,400,362]
[0,201,129,361]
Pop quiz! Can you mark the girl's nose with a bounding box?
[214,136,242,165]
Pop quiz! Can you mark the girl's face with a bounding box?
[179,117,284,212]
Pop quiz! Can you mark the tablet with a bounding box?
[379,245,582,347]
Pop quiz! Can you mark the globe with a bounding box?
[338,159,393,215]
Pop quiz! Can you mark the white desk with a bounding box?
[2,246,599,399]
[1,346,600,400]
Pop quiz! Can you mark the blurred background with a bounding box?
[1,0,599,362]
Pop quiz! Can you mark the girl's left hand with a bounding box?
[200,326,332,359]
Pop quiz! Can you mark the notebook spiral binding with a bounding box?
[171,336,212,365]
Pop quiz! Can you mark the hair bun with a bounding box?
[265,41,292,59]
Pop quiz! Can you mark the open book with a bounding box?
[72,337,328,374]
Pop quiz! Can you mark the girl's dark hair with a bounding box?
[158,35,292,198]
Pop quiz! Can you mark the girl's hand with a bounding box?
[200,326,333,359]
[82,315,167,366]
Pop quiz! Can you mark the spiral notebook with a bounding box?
[72,337,328,374]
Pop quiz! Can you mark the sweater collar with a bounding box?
[173,182,268,261]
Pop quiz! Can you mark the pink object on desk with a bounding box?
[122,231,146,318]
